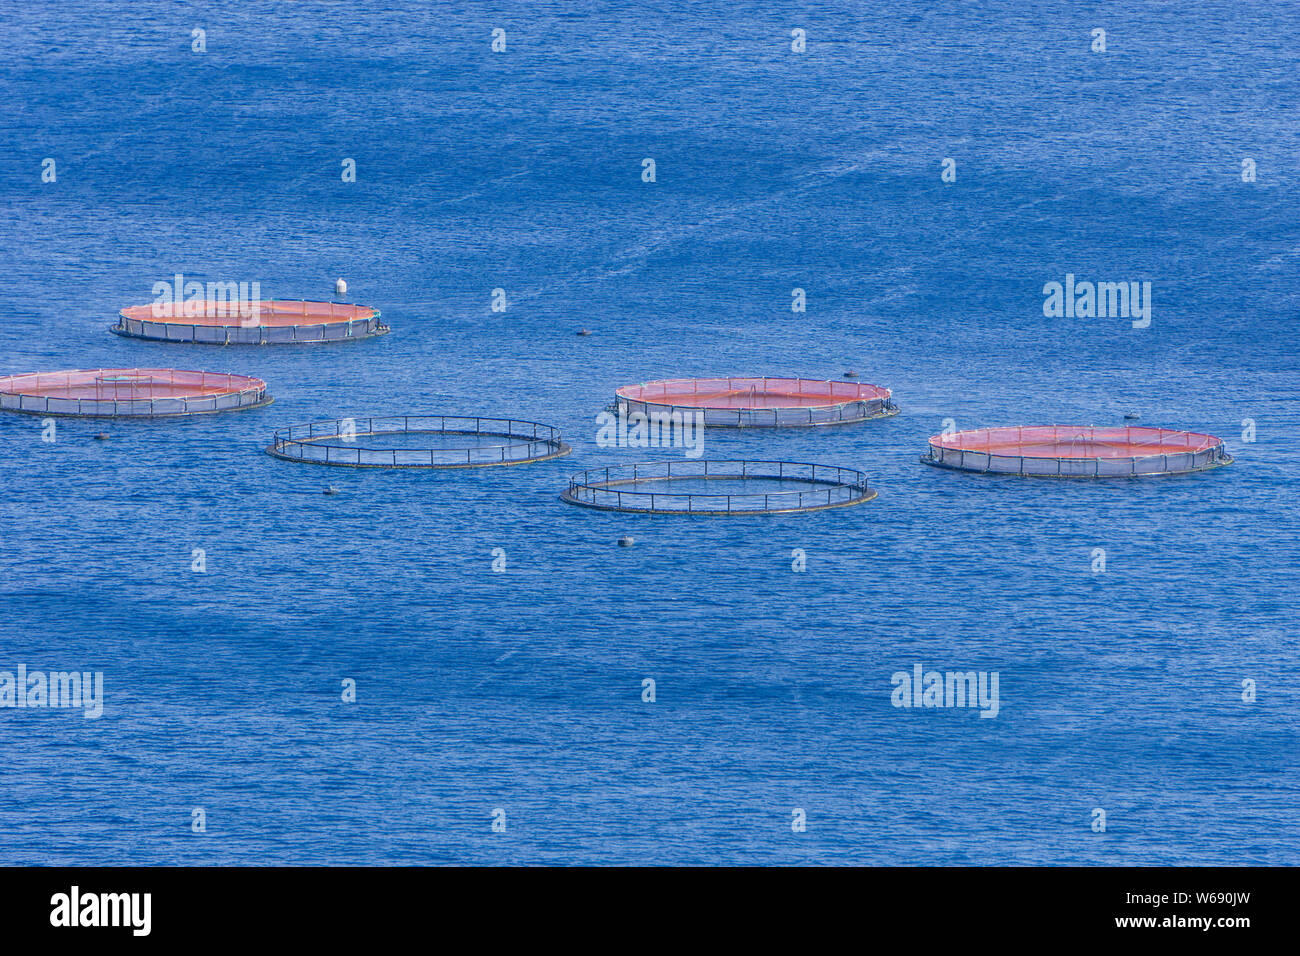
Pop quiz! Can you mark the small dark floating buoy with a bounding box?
[324,485,340,495]
[1124,413,1140,421]
[617,536,634,547]
[576,329,593,336]
[93,432,110,440]
[843,371,858,378]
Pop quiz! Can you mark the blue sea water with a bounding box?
[0,0,1297,865]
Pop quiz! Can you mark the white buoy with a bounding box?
[618,536,634,547]
[334,278,347,297]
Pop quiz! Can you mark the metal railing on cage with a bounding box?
[270,416,566,466]
[562,459,873,513]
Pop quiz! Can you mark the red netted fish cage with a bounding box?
[614,376,897,427]
[922,425,1232,478]
[113,300,386,344]
[0,368,271,417]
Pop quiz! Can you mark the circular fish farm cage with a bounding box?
[921,425,1232,478]
[0,368,271,417]
[560,460,877,514]
[267,415,571,468]
[113,300,386,345]
[614,377,898,427]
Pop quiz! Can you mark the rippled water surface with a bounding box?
[0,1,1297,865]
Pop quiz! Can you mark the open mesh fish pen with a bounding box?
[613,377,898,427]
[113,300,386,345]
[921,425,1232,478]
[267,415,571,468]
[560,459,877,514]
[0,368,271,417]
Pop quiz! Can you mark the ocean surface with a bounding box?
[0,1,1297,865]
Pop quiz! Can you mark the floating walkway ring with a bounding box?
[560,459,877,515]
[267,415,571,468]
[921,425,1233,478]
[0,367,271,418]
[614,377,899,428]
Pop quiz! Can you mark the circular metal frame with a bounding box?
[112,299,387,345]
[921,425,1233,478]
[267,415,571,468]
[560,459,877,514]
[613,376,898,428]
[0,368,272,418]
